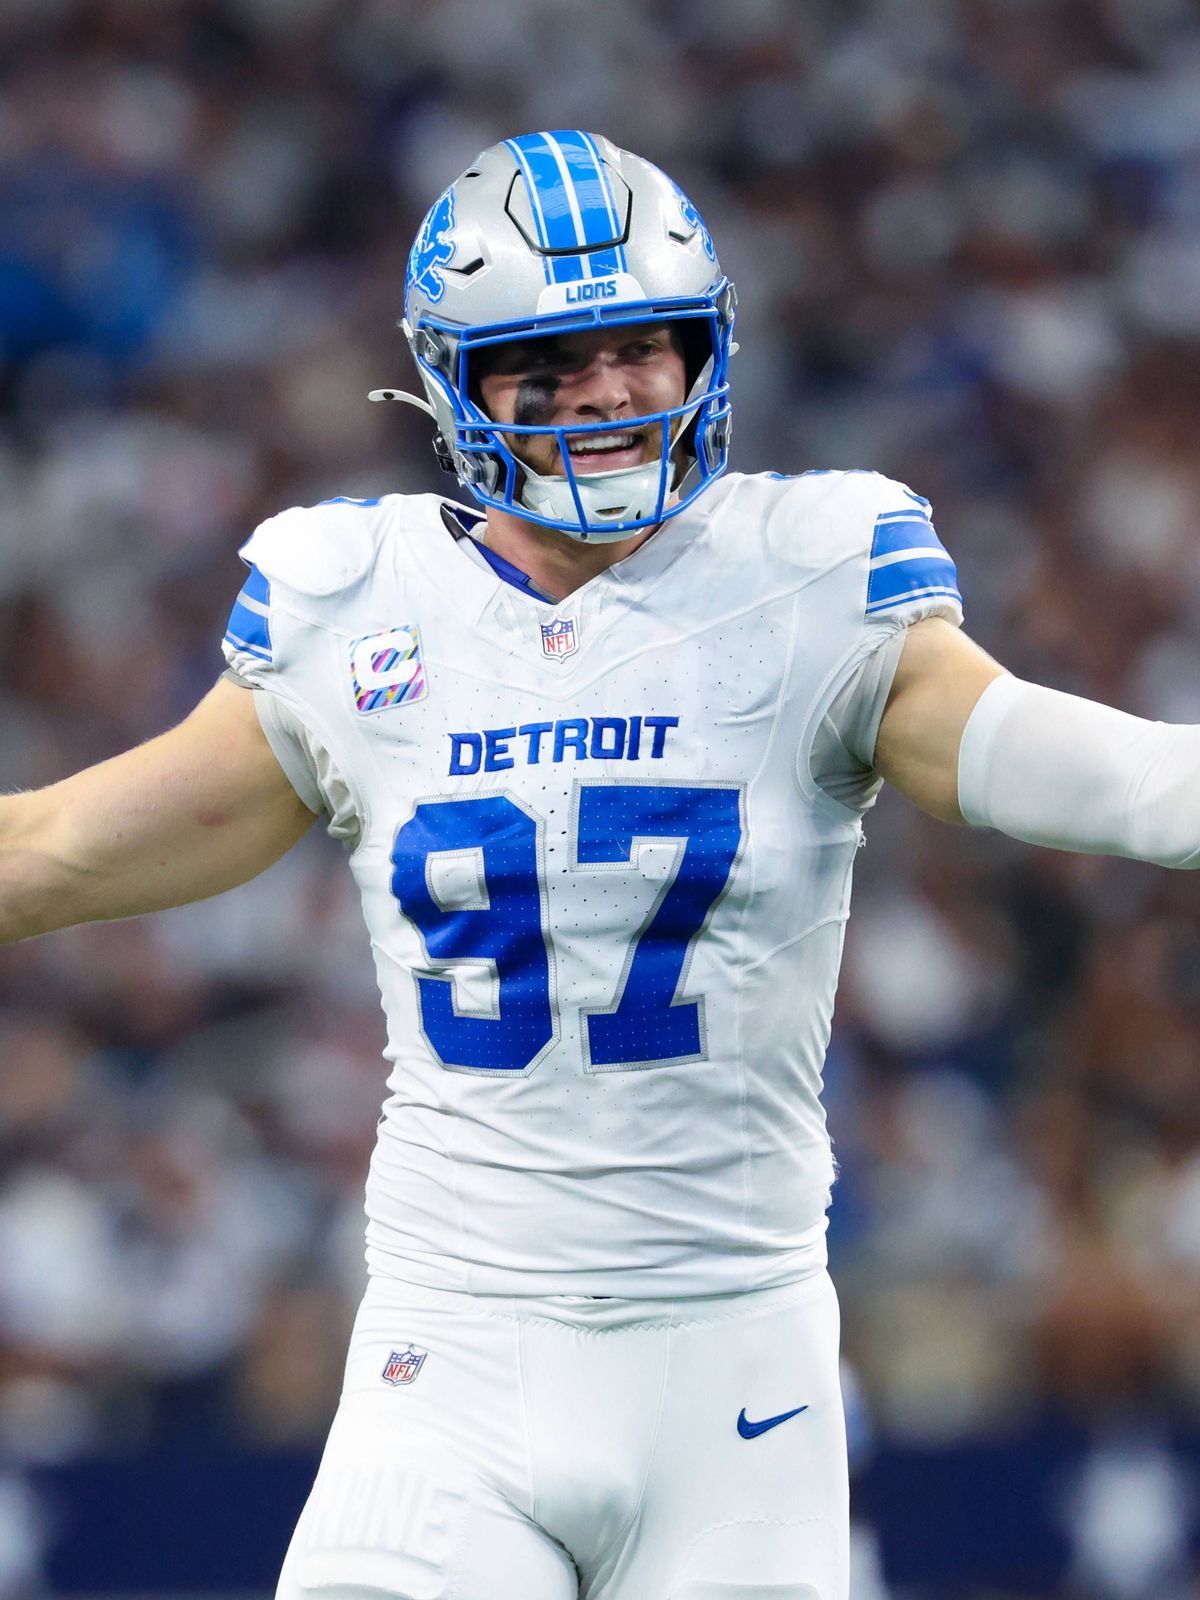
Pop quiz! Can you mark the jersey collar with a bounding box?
[441,504,556,606]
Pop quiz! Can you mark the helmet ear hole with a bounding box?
[676,320,713,394]
[462,345,492,413]
[670,320,720,467]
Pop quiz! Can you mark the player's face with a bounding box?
[476,324,687,479]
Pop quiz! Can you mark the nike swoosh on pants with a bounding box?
[736,1405,809,1439]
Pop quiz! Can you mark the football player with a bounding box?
[3,131,1198,1600]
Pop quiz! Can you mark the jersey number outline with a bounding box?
[390,783,744,1074]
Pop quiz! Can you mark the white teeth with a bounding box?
[569,433,637,455]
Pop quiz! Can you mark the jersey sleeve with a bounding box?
[807,474,963,810]
[862,484,962,629]
[221,496,382,674]
[254,692,359,844]
[219,560,323,819]
[810,628,907,813]
[219,508,368,845]
[221,559,275,684]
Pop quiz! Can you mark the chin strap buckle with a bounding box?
[432,436,458,476]
[416,328,447,367]
[454,451,499,492]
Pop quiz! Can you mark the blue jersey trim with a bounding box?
[472,538,556,605]
[442,503,555,604]
[224,628,272,661]
[239,562,270,605]
[870,514,939,561]
[867,556,960,612]
[866,582,962,615]
[867,506,960,613]
[225,598,272,658]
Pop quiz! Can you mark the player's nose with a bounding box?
[571,353,633,417]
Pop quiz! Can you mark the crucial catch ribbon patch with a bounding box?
[351,626,427,713]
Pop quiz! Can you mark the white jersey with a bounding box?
[222,470,962,1297]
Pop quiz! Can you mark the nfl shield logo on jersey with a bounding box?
[381,1346,427,1386]
[541,617,577,658]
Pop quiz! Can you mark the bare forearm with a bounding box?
[0,684,316,944]
[0,796,71,942]
[0,775,253,943]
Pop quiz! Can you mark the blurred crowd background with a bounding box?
[4,0,1200,1594]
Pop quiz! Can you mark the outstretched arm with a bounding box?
[0,679,316,944]
[871,618,1004,823]
[875,616,1200,867]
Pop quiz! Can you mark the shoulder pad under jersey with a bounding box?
[754,469,963,628]
[238,496,389,599]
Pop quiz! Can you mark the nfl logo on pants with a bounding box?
[541,617,577,658]
[381,1346,427,1386]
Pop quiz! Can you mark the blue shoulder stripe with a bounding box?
[870,513,932,559]
[225,560,272,660]
[239,561,270,605]
[225,600,271,659]
[867,508,960,614]
[224,627,271,662]
[866,578,962,615]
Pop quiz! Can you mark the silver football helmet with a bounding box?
[373,131,736,542]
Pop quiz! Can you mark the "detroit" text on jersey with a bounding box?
[448,715,680,774]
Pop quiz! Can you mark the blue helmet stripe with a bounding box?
[503,137,553,282]
[507,133,586,281]
[546,130,625,275]
[577,130,627,272]
[507,131,624,283]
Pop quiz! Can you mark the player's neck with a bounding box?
[481,505,659,602]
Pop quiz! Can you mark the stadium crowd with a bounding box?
[3,0,1200,1592]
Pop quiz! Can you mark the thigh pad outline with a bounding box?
[665,1517,838,1600]
[670,1586,820,1600]
[296,1462,467,1600]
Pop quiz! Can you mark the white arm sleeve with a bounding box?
[957,674,1200,868]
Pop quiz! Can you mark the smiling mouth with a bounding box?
[560,429,650,474]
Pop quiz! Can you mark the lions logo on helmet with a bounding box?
[384,131,737,543]
[669,178,716,263]
[405,187,457,309]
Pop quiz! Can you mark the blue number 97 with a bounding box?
[391,784,742,1074]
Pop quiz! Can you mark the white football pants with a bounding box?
[276,1269,848,1600]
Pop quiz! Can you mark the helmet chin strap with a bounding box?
[518,457,679,543]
